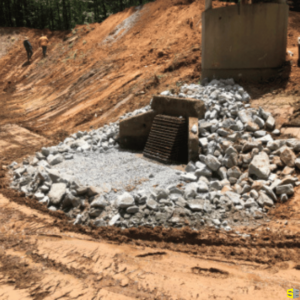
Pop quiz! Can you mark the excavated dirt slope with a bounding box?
[1,0,300,299]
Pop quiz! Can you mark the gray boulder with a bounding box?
[275,184,294,196]
[91,196,109,208]
[187,199,205,212]
[47,154,64,166]
[146,198,158,210]
[280,147,296,167]
[117,192,135,208]
[257,192,274,207]
[248,152,270,179]
[184,182,198,199]
[180,173,197,182]
[204,154,221,171]
[127,206,139,214]
[198,180,209,193]
[295,158,300,169]
[48,183,67,205]
[109,214,120,226]
[266,115,275,130]
[238,110,252,123]
[227,166,242,179]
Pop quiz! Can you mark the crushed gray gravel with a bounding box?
[55,149,180,200]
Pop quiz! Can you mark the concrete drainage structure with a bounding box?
[118,95,205,163]
[8,79,300,232]
[202,0,289,81]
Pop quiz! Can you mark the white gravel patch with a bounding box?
[55,149,180,199]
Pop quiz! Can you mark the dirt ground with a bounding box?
[1,191,300,300]
[1,0,300,299]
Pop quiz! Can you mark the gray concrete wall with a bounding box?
[151,96,205,119]
[118,97,206,163]
[188,117,199,163]
[202,3,289,81]
[118,110,156,150]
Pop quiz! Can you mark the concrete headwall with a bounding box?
[202,3,289,81]
[118,96,206,161]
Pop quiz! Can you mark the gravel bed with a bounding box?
[55,149,180,201]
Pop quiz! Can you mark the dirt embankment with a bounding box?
[0,0,299,140]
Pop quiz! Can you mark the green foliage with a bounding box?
[0,0,156,30]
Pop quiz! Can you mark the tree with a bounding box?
[0,0,155,30]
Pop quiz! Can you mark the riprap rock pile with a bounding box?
[9,79,300,231]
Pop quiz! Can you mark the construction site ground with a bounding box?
[1,0,300,299]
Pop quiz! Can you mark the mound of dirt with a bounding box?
[0,0,299,141]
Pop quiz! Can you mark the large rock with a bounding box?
[275,184,294,196]
[253,115,265,129]
[266,115,275,130]
[280,147,296,167]
[185,161,196,172]
[47,169,61,183]
[62,193,81,208]
[127,206,139,214]
[194,164,212,178]
[198,180,209,192]
[184,183,198,199]
[146,198,158,210]
[117,192,135,208]
[48,183,67,205]
[295,158,300,169]
[286,139,300,152]
[91,196,109,208]
[242,141,261,153]
[187,199,206,212]
[257,192,274,207]
[204,154,221,171]
[227,166,242,179]
[180,173,197,182]
[87,186,103,197]
[248,152,270,179]
[47,154,64,166]
[225,152,238,168]
[156,188,170,200]
[238,110,252,123]
[225,191,241,205]
[246,121,259,132]
[109,214,120,226]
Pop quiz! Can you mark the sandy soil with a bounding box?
[1,193,300,300]
[1,1,300,299]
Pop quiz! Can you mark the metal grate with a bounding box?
[143,115,188,164]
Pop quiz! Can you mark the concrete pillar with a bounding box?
[205,0,212,11]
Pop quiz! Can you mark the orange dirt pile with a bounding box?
[0,0,299,140]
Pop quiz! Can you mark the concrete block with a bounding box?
[151,96,205,119]
[118,110,156,150]
[188,117,199,162]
